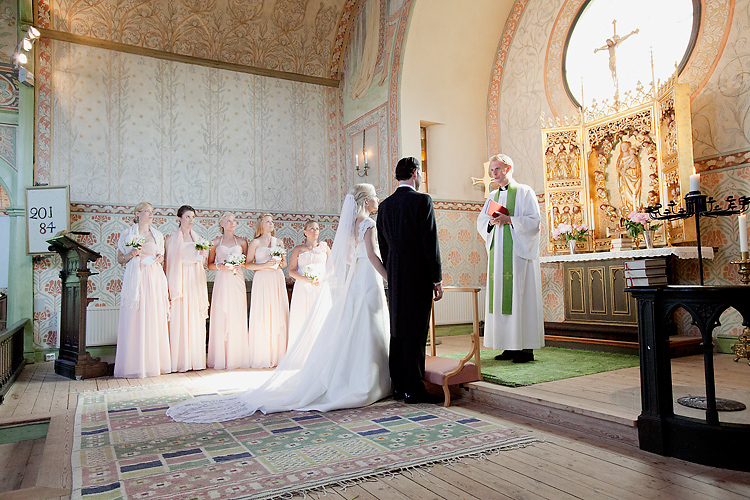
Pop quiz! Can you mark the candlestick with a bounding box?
[731,251,750,285]
[740,214,748,253]
[690,169,701,193]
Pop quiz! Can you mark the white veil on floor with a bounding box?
[166,195,359,423]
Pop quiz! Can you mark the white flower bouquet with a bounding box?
[125,236,146,249]
[195,238,214,251]
[223,253,246,275]
[270,243,285,260]
[303,270,319,283]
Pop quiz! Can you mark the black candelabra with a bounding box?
[644,192,750,285]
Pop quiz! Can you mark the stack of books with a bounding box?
[610,237,633,251]
[624,258,668,286]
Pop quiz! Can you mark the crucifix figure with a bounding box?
[594,20,639,95]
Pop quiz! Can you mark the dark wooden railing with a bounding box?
[628,286,750,471]
[0,319,28,404]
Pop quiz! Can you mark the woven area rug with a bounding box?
[72,382,540,500]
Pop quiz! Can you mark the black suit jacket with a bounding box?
[377,186,442,338]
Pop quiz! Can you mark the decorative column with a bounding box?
[7,81,34,361]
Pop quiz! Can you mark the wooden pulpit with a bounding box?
[47,234,111,379]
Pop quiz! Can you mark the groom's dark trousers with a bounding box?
[377,186,442,396]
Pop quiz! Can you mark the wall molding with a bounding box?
[38,27,340,88]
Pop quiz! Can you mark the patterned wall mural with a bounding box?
[28,0,421,349]
[31,201,491,348]
[37,0,345,80]
[41,41,331,213]
[33,205,341,348]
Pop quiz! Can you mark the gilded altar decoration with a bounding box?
[542,77,697,252]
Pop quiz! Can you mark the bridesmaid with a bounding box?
[246,213,289,368]
[165,205,209,373]
[207,212,251,369]
[114,201,171,378]
[287,220,330,350]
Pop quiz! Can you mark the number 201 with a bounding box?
[30,206,53,219]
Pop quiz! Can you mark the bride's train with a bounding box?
[166,191,390,423]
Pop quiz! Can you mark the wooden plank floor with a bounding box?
[0,340,749,499]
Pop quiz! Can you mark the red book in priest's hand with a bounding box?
[488,199,508,217]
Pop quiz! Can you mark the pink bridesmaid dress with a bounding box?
[207,236,251,369]
[248,237,289,368]
[114,240,171,378]
[169,241,209,372]
[288,242,328,350]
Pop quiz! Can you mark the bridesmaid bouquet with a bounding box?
[223,253,246,275]
[270,243,286,261]
[125,236,146,249]
[303,270,319,282]
[195,238,213,251]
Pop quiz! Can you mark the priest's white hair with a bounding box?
[489,153,514,173]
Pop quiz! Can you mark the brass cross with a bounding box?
[472,161,495,198]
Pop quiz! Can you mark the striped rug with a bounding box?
[72,382,541,499]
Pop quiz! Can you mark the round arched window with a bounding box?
[564,0,698,109]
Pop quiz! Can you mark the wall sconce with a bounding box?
[355,129,369,177]
[13,26,40,87]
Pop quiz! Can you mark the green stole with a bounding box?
[487,182,517,314]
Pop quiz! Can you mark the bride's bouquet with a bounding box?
[223,253,246,275]
[195,238,213,251]
[270,243,285,261]
[125,235,145,249]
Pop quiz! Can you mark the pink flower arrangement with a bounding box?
[624,211,661,238]
[552,223,589,242]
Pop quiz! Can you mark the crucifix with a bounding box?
[472,161,495,198]
[594,20,639,99]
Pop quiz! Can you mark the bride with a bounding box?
[166,184,391,422]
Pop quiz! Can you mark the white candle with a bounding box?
[364,151,368,164]
[589,200,595,232]
[689,170,701,192]
[740,214,748,253]
[356,154,359,167]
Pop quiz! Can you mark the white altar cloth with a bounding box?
[540,246,714,264]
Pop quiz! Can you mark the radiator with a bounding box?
[86,306,119,346]
[83,292,486,344]
[433,288,486,325]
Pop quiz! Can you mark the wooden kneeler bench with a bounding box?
[425,287,483,407]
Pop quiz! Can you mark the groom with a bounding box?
[377,157,444,404]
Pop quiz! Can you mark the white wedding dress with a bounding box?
[166,198,390,423]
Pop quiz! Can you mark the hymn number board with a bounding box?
[26,185,70,255]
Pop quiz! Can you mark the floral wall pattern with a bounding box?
[32,205,340,348]
[38,0,344,80]
[0,0,16,62]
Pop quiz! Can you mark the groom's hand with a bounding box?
[433,283,444,301]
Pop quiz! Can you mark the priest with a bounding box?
[476,154,544,363]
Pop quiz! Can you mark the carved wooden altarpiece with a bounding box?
[542,81,697,253]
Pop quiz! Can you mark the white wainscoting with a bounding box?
[433,288,486,325]
[86,306,119,346]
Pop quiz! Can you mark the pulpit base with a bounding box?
[55,352,112,380]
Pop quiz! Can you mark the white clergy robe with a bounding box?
[476,182,544,350]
